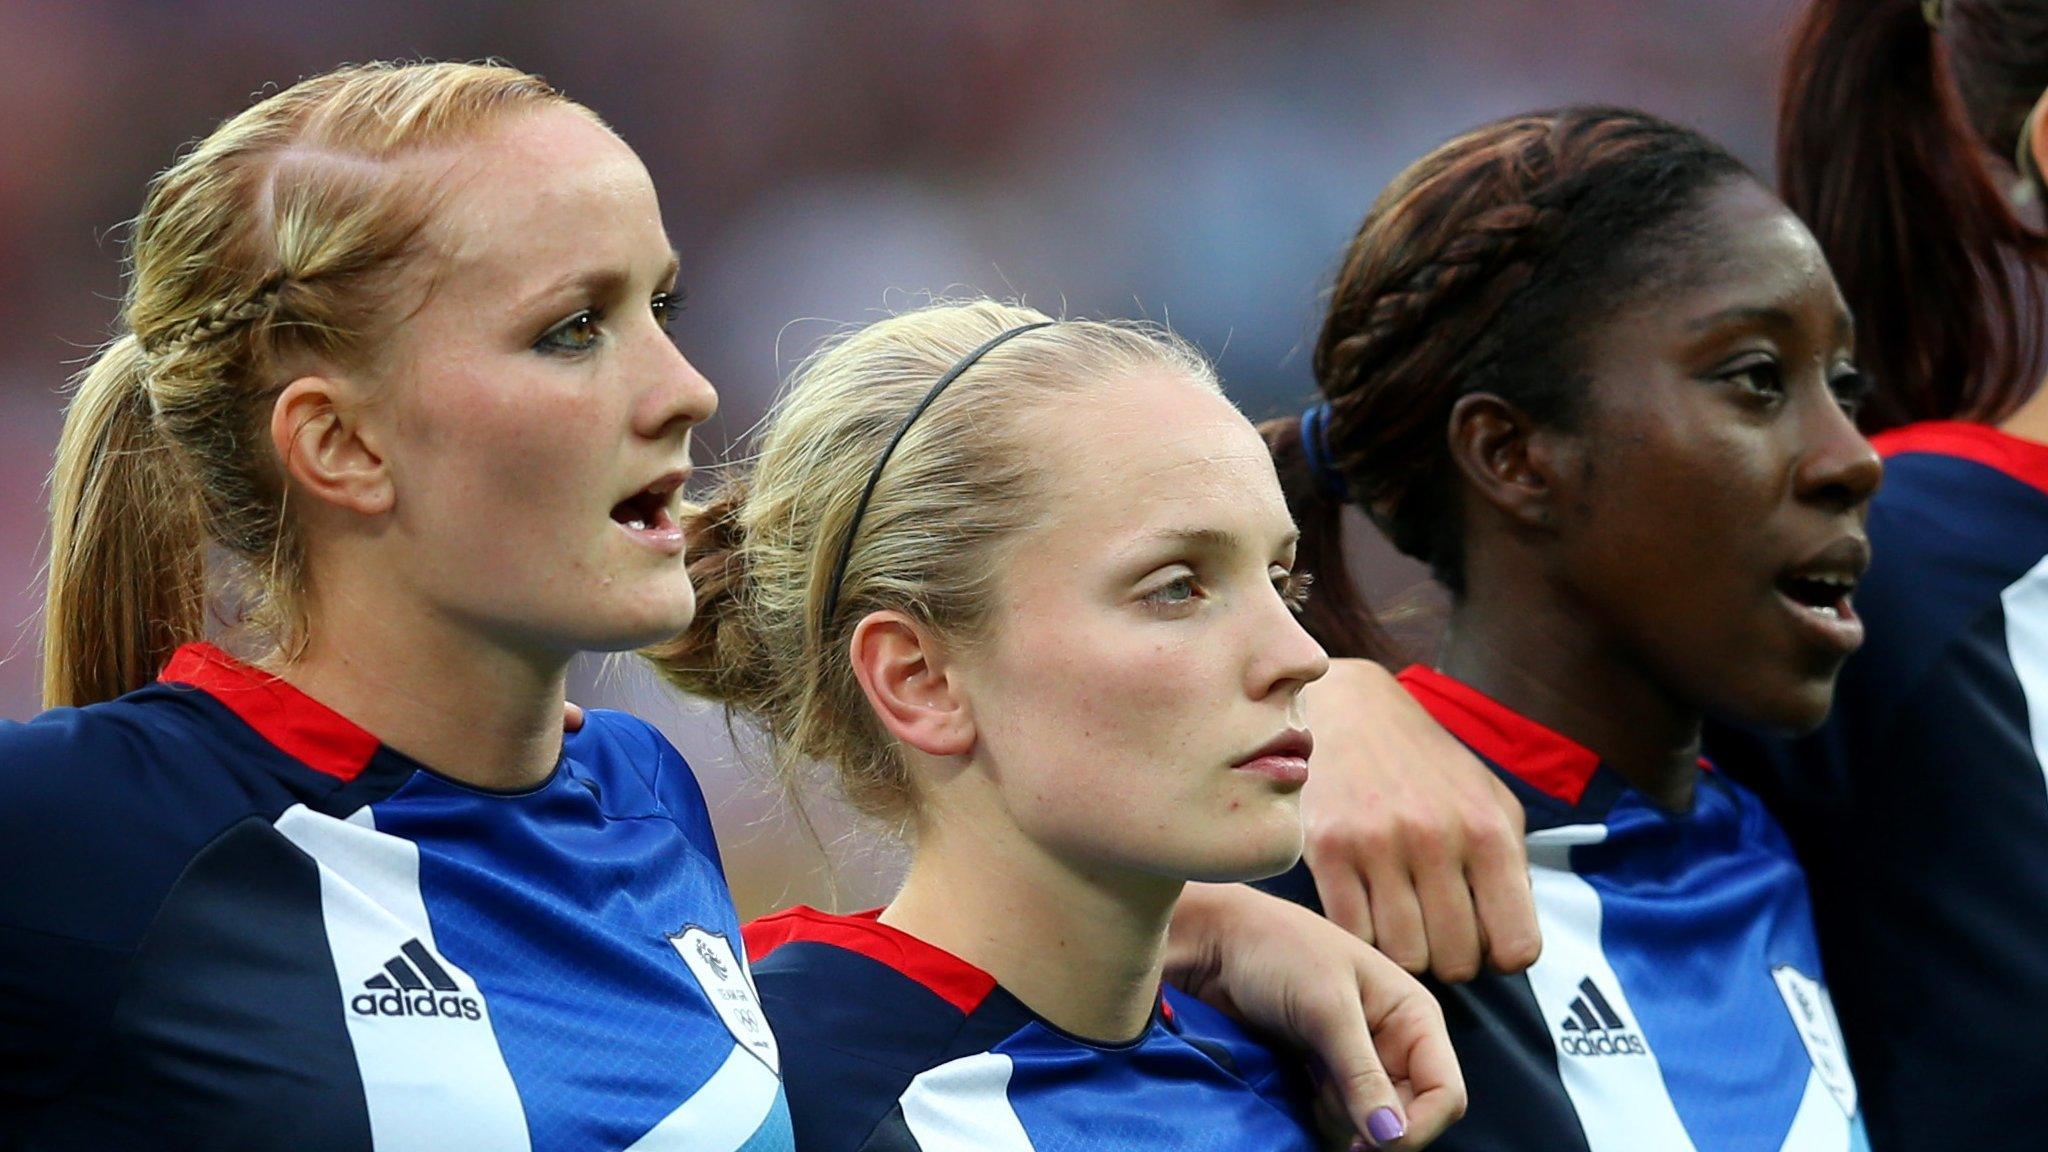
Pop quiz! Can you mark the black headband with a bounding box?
[820,320,1056,630]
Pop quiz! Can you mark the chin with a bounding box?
[1177,820,1305,884]
[1727,676,1840,737]
[581,591,701,653]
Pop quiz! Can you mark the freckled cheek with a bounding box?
[998,634,1220,805]
[408,385,611,510]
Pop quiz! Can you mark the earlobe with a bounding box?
[848,612,975,760]
[270,375,393,516]
[1447,392,1560,530]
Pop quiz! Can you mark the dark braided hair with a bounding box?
[1265,106,1752,657]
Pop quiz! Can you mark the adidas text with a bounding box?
[1558,1031,1647,1057]
[351,990,482,1020]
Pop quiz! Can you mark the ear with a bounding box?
[848,611,975,759]
[270,374,392,516]
[1445,391,1575,530]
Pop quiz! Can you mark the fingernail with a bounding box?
[1366,1106,1407,1145]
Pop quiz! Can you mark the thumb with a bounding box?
[564,701,586,733]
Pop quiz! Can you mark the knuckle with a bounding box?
[1395,813,1452,855]
[1383,941,1430,974]
[1433,955,1481,984]
[1493,934,1543,971]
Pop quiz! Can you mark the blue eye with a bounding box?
[536,309,601,354]
[1142,572,1206,614]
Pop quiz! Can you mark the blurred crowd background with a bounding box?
[0,0,1792,913]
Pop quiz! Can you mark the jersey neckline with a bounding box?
[160,642,382,782]
[1398,664,1602,807]
[745,904,1175,1048]
[1872,420,2048,498]
[157,642,569,797]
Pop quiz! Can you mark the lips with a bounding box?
[1233,729,1314,788]
[1775,534,1870,654]
[610,470,689,553]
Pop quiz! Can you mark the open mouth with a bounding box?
[610,472,686,546]
[1776,573,1856,620]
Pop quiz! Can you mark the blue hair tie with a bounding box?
[1299,403,1351,503]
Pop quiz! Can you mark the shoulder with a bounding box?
[1864,426,2048,624]
[746,907,1015,1152]
[568,709,720,853]
[746,907,999,1058]
[1158,987,1302,1105]
[0,686,294,942]
[0,687,321,1105]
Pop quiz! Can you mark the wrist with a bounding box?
[1163,882,1237,996]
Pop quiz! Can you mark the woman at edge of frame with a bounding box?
[1253,104,1881,1151]
[1290,4,2048,1149]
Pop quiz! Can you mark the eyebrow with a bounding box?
[1128,526,1300,553]
[1686,303,1854,343]
[522,248,682,310]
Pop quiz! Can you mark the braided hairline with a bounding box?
[140,275,286,358]
[1320,190,1567,467]
[1311,120,1604,559]
[1318,112,1689,457]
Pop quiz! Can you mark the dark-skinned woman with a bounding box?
[1293,4,2048,1149]
[1256,106,1879,1151]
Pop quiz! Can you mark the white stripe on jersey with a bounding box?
[1998,552,2048,801]
[275,804,533,1152]
[1777,1068,1871,1152]
[1522,823,1698,1152]
[898,1052,1036,1152]
[624,1043,784,1151]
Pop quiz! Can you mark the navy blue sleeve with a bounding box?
[0,694,327,1135]
[0,708,171,1121]
[753,943,986,1152]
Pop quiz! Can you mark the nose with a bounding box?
[634,334,719,442]
[1248,588,1331,702]
[1794,391,1882,512]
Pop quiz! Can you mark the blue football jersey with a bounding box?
[1262,666,1868,1152]
[1708,420,2048,1151]
[0,642,791,1151]
[744,906,1318,1152]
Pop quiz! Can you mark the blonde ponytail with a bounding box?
[43,336,207,707]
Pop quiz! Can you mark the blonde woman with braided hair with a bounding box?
[4,60,1454,1152]
[652,299,1463,1151]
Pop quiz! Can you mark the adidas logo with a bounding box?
[348,938,482,1021]
[1556,977,1646,1057]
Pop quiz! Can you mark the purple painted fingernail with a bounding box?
[1366,1106,1407,1145]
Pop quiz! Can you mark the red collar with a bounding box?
[1872,420,2048,499]
[159,643,380,782]
[1396,665,1601,807]
[743,906,1176,1026]
[743,906,997,1014]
